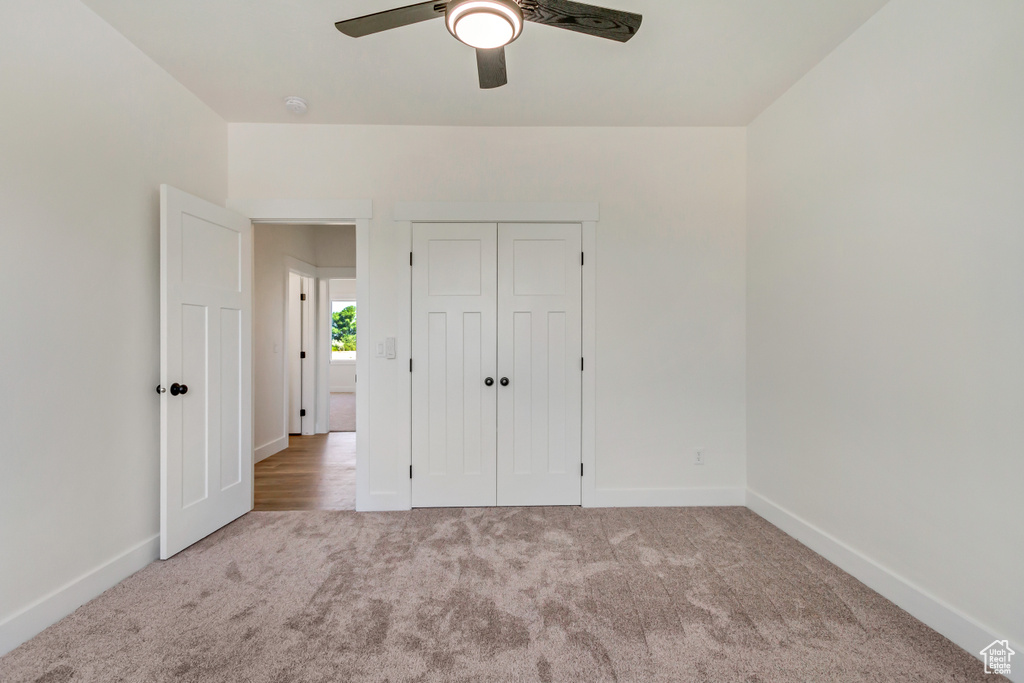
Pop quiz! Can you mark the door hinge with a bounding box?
[410,252,413,266]
[581,357,584,371]
[300,293,306,301]
[410,465,413,479]
[300,351,306,359]
[409,358,413,372]
[581,251,585,266]
[581,463,584,477]
[300,409,306,417]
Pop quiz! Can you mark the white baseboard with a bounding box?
[588,487,746,508]
[746,490,1020,682]
[0,534,159,657]
[371,488,745,512]
[330,386,356,394]
[254,435,288,463]
[356,493,411,512]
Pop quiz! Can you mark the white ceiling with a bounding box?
[80,0,889,126]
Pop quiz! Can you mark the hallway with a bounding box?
[254,433,356,510]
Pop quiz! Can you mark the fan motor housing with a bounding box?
[445,0,524,49]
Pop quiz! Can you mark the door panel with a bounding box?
[161,185,252,559]
[497,224,582,506]
[412,224,497,507]
[180,303,209,508]
[220,308,243,489]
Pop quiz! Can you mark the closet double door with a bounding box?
[412,223,582,507]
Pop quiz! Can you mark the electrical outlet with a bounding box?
[695,449,705,466]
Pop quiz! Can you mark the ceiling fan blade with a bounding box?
[476,47,508,89]
[520,0,642,43]
[335,1,445,38]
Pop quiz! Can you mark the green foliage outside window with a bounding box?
[332,304,357,352]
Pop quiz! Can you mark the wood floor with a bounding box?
[254,432,356,511]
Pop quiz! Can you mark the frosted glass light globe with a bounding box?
[446,0,523,49]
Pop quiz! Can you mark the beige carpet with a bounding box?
[330,391,355,432]
[0,507,998,682]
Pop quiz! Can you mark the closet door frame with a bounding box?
[396,202,598,509]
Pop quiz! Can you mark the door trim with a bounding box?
[397,202,598,510]
[395,201,598,223]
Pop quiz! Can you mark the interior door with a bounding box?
[497,223,582,506]
[411,223,498,507]
[300,276,316,435]
[287,272,302,434]
[160,185,252,559]
[287,272,316,436]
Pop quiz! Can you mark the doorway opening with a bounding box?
[251,223,359,510]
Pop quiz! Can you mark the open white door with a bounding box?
[160,185,252,559]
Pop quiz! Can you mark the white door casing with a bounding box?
[160,185,253,559]
[497,224,583,506]
[411,223,498,507]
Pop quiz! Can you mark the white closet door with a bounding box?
[497,223,582,506]
[411,223,498,507]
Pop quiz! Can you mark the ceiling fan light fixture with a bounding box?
[446,0,523,50]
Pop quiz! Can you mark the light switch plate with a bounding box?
[375,342,385,358]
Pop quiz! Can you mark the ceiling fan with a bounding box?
[335,0,642,89]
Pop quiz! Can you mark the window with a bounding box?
[331,301,356,362]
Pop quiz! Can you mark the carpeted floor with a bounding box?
[330,391,355,432]
[0,507,999,682]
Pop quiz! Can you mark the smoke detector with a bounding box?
[284,96,308,115]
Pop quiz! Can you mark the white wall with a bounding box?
[329,279,358,304]
[329,279,358,393]
[253,225,355,454]
[747,0,1024,660]
[314,226,357,269]
[230,125,748,505]
[0,0,227,654]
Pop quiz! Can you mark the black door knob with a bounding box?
[500,377,509,386]
[169,383,189,396]
[485,377,494,386]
